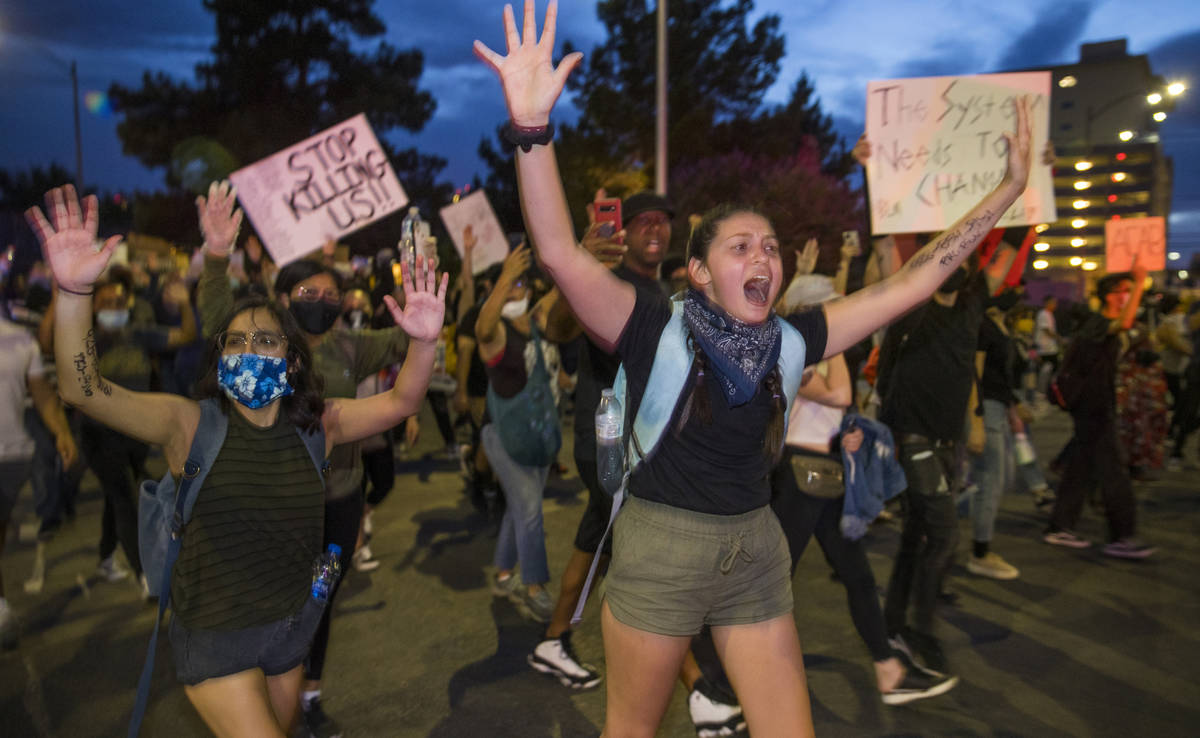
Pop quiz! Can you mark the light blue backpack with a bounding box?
[571,295,808,623]
[130,397,328,737]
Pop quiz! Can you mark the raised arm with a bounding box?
[322,256,447,449]
[25,186,198,465]
[822,97,1035,358]
[475,0,635,351]
[195,180,243,336]
[475,245,529,362]
[457,226,477,324]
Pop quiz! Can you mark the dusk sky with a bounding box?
[2,0,1198,260]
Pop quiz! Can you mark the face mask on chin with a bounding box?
[289,300,341,335]
[500,296,529,320]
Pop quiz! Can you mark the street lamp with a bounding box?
[0,31,84,187]
[1168,81,1186,96]
[1118,130,1135,141]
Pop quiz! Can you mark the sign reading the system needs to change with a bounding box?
[230,113,408,265]
[1105,216,1166,272]
[864,72,1056,235]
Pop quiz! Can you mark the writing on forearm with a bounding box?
[907,209,996,271]
[81,329,113,397]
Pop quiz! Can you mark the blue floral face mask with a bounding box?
[218,353,293,409]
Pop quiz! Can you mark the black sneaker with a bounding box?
[528,631,602,689]
[300,696,343,738]
[882,667,959,705]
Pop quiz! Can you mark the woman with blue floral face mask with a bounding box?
[26,184,448,737]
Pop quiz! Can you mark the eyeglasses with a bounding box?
[218,330,288,355]
[294,285,343,304]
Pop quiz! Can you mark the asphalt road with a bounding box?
[2,402,1199,737]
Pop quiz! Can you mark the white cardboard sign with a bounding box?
[439,189,509,275]
[864,72,1056,235]
[230,113,408,265]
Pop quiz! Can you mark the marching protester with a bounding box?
[476,244,566,623]
[26,183,447,737]
[194,182,412,737]
[474,3,1034,734]
[1045,264,1156,557]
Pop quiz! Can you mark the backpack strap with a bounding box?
[129,398,226,738]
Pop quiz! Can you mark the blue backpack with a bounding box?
[570,295,808,624]
[130,397,328,737]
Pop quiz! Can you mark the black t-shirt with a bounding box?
[457,304,490,398]
[978,317,1019,406]
[572,264,667,464]
[483,319,530,399]
[878,275,986,441]
[616,288,827,515]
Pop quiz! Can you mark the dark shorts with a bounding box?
[572,457,614,555]
[168,596,326,685]
[0,459,32,523]
[605,496,793,637]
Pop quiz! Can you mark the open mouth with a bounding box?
[743,275,771,306]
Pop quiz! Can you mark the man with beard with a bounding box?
[195,181,407,738]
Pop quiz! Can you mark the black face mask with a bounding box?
[990,290,1020,312]
[937,266,970,294]
[290,300,341,335]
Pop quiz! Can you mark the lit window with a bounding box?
[1082,262,1098,271]
[1069,256,1083,266]
[1147,93,1163,105]
[1071,238,1086,247]
[1034,242,1050,252]
[1074,161,1093,172]
[1167,82,1186,96]
[1118,130,1135,142]
[1035,223,1050,233]
[1059,76,1077,88]
[1153,111,1167,123]
[1169,252,1181,261]
[1074,181,1091,190]
[1181,270,1190,279]
[1111,172,1126,182]
[1033,260,1050,270]
[1073,200,1090,209]
[1072,218,1087,228]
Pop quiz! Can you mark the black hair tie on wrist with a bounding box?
[501,120,555,153]
[58,285,94,296]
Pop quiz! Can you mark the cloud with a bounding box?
[993,1,1098,70]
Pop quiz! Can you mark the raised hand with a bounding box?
[581,222,626,269]
[384,255,449,344]
[852,134,871,168]
[196,180,243,257]
[463,225,477,256]
[474,0,583,127]
[498,244,532,288]
[1002,96,1034,193]
[795,238,819,276]
[25,185,121,294]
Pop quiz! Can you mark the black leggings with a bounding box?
[304,492,363,681]
[362,433,395,508]
[770,451,891,661]
[80,422,146,575]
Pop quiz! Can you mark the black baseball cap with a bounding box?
[621,191,675,222]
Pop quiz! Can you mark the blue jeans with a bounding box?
[481,424,550,585]
[971,400,1014,544]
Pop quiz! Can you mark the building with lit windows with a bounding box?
[1010,39,1184,291]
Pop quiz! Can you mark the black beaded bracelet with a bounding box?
[501,120,555,153]
[58,284,94,297]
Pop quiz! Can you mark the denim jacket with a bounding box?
[840,414,906,540]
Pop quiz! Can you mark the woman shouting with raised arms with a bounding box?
[475,3,1033,735]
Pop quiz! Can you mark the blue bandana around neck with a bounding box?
[218,353,293,409]
[683,288,781,407]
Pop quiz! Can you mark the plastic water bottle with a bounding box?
[400,206,422,275]
[311,544,342,602]
[1013,432,1036,466]
[595,388,624,496]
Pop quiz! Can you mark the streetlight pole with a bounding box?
[654,1,667,195]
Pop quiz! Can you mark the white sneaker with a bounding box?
[353,546,381,572]
[96,556,130,583]
[688,686,746,738]
[138,574,152,601]
[527,632,602,689]
[967,552,1020,580]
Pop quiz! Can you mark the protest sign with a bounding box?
[439,189,509,275]
[864,72,1056,235]
[230,113,407,265]
[1105,216,1166,272]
